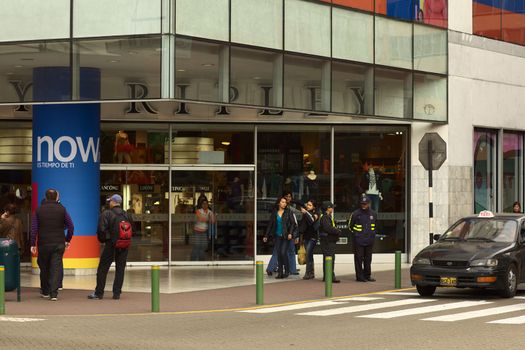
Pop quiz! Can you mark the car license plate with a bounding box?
[440,277,457,286]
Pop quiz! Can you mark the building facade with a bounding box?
[0,0,523,271]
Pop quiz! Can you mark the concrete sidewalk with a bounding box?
[5,264,413,316]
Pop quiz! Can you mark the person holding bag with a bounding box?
[191,199,215,261]
[298,199,319,280]
[263,196,296,279]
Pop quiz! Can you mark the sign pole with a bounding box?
[428,140,434,245]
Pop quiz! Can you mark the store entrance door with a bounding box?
[170,167,254,263]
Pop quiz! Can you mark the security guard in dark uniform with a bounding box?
[319,201,341,283]
[349,194,377,282]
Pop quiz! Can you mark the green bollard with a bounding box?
[395,250,401,289]
[256,261,264,305]
[325,256,333,297]
[151,265,160,312]
[0,266,4,315]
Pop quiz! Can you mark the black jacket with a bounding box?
[298,209,319,241]
[265,208,297,239]
[35,200,72,246]
[319,213,341,242]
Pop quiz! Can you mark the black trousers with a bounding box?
[354,241,374,280]
[275,236,290,276]
[95,243,129,297]
[320,238,336,280]
[37,243,65,298]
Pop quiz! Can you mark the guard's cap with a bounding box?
[322,201,334,210]
[359,194,370,204]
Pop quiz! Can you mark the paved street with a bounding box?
[2,287,524,350]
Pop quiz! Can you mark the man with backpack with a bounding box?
[88,194,132,300]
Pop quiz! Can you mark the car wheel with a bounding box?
[499,264,518,298]
[416,285,436,297]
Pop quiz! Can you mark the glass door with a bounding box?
[170,168,254,263]
[474,129,498,213]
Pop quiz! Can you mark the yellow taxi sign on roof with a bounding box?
[478,210,495,218]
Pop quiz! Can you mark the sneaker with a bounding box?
[58,288,63,291]
[40,293,50,299]
[112,294,120,300]
[50,297,58,301]
[87,292,102,300]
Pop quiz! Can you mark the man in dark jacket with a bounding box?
[88,194,132,300]
[319,201,341,283]
[350,194,378,282]
[31,189,74,301]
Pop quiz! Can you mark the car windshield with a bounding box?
[441,218,517,243]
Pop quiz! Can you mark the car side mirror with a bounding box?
[433,234,441,242]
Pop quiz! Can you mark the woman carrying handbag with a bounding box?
[298,199,319,280]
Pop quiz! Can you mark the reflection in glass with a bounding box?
[502,2,525,46]
[503,132,522,212]
[77,36,161,100]
[256,126,331,255]
[332,61,373,115]
[175,38,229,103]
[413,74,447,121]
[171,170,254,261]
[414,24,447,74]
[375,68,413,118]
[332,0,374,12]
[473,129,498,213]
[334,127,407,253]
[375,17,412,70]
[414,0,448,28]
[0,41,70,103]
[284,55,330,111]
[230,47,283,108]
[332,8,374,63]
[285,0,331,57]
[100,125,168,164]
[100,170,169,262]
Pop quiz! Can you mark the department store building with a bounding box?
[0,0,524,273]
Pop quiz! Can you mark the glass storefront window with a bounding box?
[375,68,413,119]
[503,132,522,212]
[256,125,331,255]
[0,0,70,42]
[231,0,283,50]
[375,17,413,70]
[100,170,169,262]
[284,0,331,57]
[230,47,283,108]
[175,38,230,104]
[77,36,161,100]
[473,0,502,40]
[169,125,254,165]
[414,24,447,74]
[170,170,254,261]
[474,129,498,213]
[73,0,162,38]
[413,73,447,121]
[0,127,32,163]
[334,126,407,253]
[176,0,229,42]
[284,54,331,112]
[100,124,168,164]
[332,61,374,115]
[0,41,70,103]
[332,8,374,64]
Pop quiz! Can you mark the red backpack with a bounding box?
[112,210,132,249]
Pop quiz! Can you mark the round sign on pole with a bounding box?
[419,133,447,171]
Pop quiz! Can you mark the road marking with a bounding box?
[239,297,383,314]
[0,317,45,323]
[488,315,525,324]
[298,298,435,317]
[423,304,525,322]
[358,300,492,319]
[379,292,420,296]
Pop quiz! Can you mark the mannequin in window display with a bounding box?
[360,162,383,213]
[304,170,318,199]
[114,130,133,164]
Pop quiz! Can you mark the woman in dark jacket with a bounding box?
[263,196,296,278]
[298,199,319,280]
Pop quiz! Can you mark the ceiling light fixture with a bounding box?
[14,65,24,68]
[221,141,231,146]
[202,63,214,67]
[177,69,186,72]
